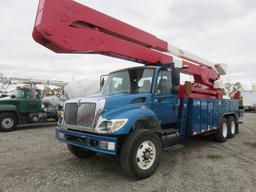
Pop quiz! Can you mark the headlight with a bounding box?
[96,119,128,133]
[112,120,127,130]
[97,121,113,130]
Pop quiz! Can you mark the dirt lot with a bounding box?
[0,113,256,192]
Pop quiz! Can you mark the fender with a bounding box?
[102,105,160,135]
[211,112,239,133]
[221,112,239,122]
[0,105,20,121]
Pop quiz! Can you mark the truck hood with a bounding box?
[103,93,151,110]
[66,92,152,111]
[0,98,15,104]
[0,98,19,111]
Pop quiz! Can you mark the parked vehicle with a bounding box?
[57,66,243,179]
[242,91,256,111]
[0,87,62,131]
[33,0,244,179]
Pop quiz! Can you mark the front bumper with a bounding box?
[55,127,117,155]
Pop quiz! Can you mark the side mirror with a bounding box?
[172,68,180,86]
[10,95,16,99]
[100,75,108,90]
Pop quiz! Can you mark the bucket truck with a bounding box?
[33,0,243,179]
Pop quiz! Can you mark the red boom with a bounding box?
[33,0,222,98]
[33,0,171,64]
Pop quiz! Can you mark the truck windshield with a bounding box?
[101,68,154,94]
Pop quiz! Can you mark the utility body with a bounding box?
[33,0,244,179]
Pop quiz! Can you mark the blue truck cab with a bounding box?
[56,65,243,179]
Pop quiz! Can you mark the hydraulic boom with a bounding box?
[33,0,225,98]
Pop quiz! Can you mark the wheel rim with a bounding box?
[136,140,156,170]
[222,122,228,138]
[231,121,236,135]
[1,117,14,129]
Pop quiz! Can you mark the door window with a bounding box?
[156,70,172,95]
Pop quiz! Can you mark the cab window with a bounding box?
[156,70,172,95]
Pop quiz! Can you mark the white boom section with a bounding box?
[13,79,68,87]
[0,76,67,88]
[168,44,227,75]
[11,78,67,87]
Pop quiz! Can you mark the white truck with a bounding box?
[242,91,256,111]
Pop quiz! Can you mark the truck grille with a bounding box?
[64,103,78,125]
[77,103,96,127]
[64,102,96,128]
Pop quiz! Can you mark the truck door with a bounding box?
[26,89,42,112]
[151,70,178,127]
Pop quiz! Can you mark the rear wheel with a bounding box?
[67,144,97,158]
[120,129,161,180]
[227,116,236,138]
[214,117,228,142]
[0,113,17,132]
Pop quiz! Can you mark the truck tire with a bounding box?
[227,116,236,138]
[120,129,161,180]
[214,117,228,142]
[67,144,97,158]
[0,113,17,132]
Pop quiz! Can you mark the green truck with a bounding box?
[0,87,60,131]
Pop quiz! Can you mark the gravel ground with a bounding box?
[0,113,256,192]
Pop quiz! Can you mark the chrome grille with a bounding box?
[64,102,96,128]
[77,103,96,127]
[64,103,78,125]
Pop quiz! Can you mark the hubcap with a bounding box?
[1,117,14,129]
[222,122,228,138]
[231,121,236,135]
[136,140,156,170]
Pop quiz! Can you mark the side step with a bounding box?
[161,128,180,149]
[161,128,178,135]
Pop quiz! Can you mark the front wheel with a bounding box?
[120,129,161,180]
[67,144,97,158]
[0,113,17,132]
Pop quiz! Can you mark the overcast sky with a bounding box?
[0,0,255,89]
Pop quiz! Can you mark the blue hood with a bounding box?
[86,92,153,120]
[86,92,152,109]
[104,93,151,110]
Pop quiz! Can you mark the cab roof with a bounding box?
[109,65,169,75]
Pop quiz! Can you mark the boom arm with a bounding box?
[33,0,224,98]
[33,0,171,64]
